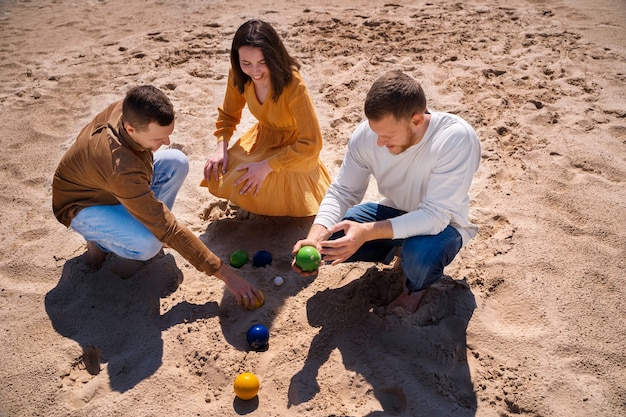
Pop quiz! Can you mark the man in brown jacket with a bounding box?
[52,85,262,308]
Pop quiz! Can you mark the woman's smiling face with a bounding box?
[238,45,269,85]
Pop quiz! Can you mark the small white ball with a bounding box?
[273,276,284,286]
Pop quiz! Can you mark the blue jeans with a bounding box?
[70,149,189,261]
[330,202,463,293]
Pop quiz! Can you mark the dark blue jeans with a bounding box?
[329,202,463,292]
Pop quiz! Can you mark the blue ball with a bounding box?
[246,324,270,350]
[252,250,272,267]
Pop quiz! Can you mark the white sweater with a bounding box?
[314,111,481,245]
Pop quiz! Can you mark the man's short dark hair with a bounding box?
[122,85,174,131]
[364,70,427,121]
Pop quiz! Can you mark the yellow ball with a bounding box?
[245,290,265,310]
[234,372,260,400]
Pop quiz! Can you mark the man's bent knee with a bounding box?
[111,236,162,261]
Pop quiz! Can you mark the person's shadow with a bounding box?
[287,266,478,416]
[45,252,219,393]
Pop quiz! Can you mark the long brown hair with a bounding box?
[230,19,300,102]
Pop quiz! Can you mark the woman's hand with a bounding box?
[204,141,228,182]
[234,160,272,196]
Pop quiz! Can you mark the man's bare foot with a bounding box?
[85,241,106,270]
[386,289,425,314]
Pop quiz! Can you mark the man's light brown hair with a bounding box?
[364,70,427,121]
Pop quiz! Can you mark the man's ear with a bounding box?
[124,121,136,134]
[411,112,425,127]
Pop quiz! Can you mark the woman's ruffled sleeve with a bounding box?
[214,70,246,144]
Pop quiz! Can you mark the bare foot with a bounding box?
[85,241,106,270]
[386,289,425,314]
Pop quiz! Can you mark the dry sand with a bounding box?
[0,0,625,416]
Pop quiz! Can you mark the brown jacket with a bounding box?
[52,100,222,274]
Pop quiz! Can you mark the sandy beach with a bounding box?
[0,0,625,416]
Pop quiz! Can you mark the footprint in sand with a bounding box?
[59,348,110,409]
[469,209,516,260]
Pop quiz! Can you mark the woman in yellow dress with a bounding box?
[201,19,331,217]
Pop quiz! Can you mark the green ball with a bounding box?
[229,250,249,268]
[295,246,321,272]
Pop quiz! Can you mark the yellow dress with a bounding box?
[200,69,331,217]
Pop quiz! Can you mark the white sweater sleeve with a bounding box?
[313,122,373,229]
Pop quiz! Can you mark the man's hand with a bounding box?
[234,160,272,196]
[320,219,394,265]
[291,237,323,276]
[204,141,228,182]
[213,263,263,309]
[318,220,369,265]
[291,224,330,276]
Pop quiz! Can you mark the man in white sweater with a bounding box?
[292,70,481,313]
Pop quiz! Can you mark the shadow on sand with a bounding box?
[287,266,478,416]
[45,252,220,392]
[198,205,477,415]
